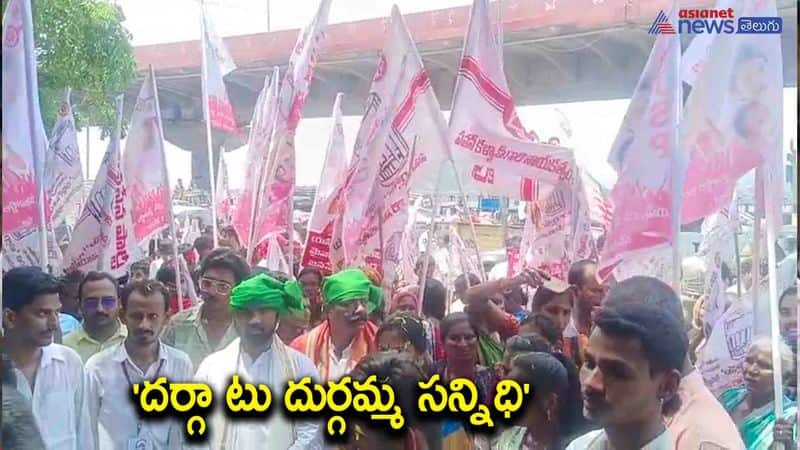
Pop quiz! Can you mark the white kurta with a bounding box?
[192,337,324,450]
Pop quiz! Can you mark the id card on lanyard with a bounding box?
[123,359,165,450]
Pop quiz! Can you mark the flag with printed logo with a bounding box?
[341,6,452,287]
[63,97,141,277]
[45,89,84,229]
[600,7,682,284]
[201,5,238,134]
[123,69,172,245]
[249,0,332,264]
[302,92,348,274]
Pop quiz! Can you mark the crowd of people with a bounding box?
[1,228,798,450]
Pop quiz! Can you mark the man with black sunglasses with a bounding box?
[64,271,128,363]
[162,248,249,367]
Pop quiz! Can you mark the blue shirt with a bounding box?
[59,313,80,337]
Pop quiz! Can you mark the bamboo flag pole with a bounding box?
[200,9,220,248]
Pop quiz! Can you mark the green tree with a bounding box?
[3,0,137,133]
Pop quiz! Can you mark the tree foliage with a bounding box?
[3,0,137,133]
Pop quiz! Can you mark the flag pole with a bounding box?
[22,0,49,270]
[150,65,184,312]
[200,13,220,248]
[669,4,683,295]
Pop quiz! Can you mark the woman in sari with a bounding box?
[430,312,496,450]
[720,337,797,449]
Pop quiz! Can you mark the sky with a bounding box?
[80,0,797,191]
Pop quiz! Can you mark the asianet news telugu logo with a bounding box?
[648,8,782,35]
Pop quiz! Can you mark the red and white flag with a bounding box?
[123,69,171,245]
[680,0,782,225]
[302,93,348,274]
[341,6,452,286]
[200,5,237,134]
[448,0,574,200]
[215,150,233,224]
[45,89,84,229]
[63,97,141,278]
[250,0,331,263]
[232,68,280,260]
[600,7,682,283]
[2,0,60,269]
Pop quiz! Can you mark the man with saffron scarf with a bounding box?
[290,269,380,381]
[193,274,323,449]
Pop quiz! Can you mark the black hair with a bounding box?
[415,254,436,271]
[2,267,62,312]
[421,278,447,321]
[603,276,685,327]
[504,284,527,307]
[198,248,250,285]
[377,312,428,353]
[439,312,476,342]
[297,266,323,282]
[193,235,214,253]
[511,352,568,400]
[519,313,562,345]
[155,265,177,285]
[550,352,589,439]
[130,260,149,274]
[454,273,481,291]
[78,271,120,300]
[120,280,170,311]
[505,334,551,356]
[567,259,597,287]
[594,303,688,374]
[60,270,85,286]
[532,286,573,312]
[350,351,427,426]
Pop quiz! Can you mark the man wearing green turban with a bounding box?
[193,274,323,449]
[290,269,380,381]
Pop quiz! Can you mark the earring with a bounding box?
[546,408,552,423]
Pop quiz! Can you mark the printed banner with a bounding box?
[201,6,238,134]
[697,299,753,396]
[680,0,782,224]
[302,92,347,274]
[62,98,141,278]
[600,8,682,284]
[45,89,84,228]
[2,0,53,268]
[123,70,171,245]
[698,195,738,334]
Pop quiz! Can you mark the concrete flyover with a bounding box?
[129,0,798,189]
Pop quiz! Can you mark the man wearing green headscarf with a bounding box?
[290,268,380,381]
[192,274,323,449]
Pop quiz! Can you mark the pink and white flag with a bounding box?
[63,97,141,278]
[231,68,280,262]
[45,89,84,228]
[680,0,782,225]
[123,70,171,245]
[448,0,574,200]
[699,194,738,336]
[215,150,233,224]
[302,93,348,274]
[250,0,331,262]
[397,198,423,285]
[341,6,452,286]
[600,8,682,283]
[201,5,237,134]
[2,0,55,269]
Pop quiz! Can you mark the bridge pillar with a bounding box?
[190,144,221,192]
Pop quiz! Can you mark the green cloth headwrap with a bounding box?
[230,274,305,316]
[322,269,381,313]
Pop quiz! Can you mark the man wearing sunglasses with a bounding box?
[162,248,249,368]
[64,271,127,363]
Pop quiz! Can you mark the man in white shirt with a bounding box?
[567,303,686,450]
[195,273,323,449]
[2,267,94,450]
[85,280,193,450]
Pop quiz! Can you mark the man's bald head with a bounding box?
[601,276,685,327]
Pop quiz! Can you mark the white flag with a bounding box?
[123,69,171,246]
[201,6,237,133]
[63,97,142,278]
[250,0,331,264]
[448,0,574,200]
[680,0,782,224]
[46,89,84,228]
[302,92,348,274]
[599,7,682,283]
[231,68,280,262]
[2,0,54,269]
[215,150,233,224]
[260,235,291,275]
[697,299,753,396]
[699,195,738,336]
[341,6,452,286]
